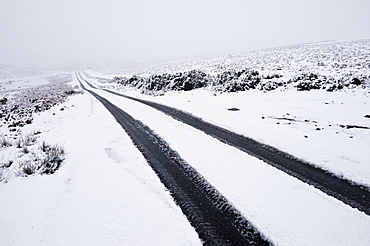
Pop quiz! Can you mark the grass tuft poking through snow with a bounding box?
[0,132,66,182]
[16,159,38,177]
[0,134,12,147]
[21,145,29,154]
[38,144,66,175]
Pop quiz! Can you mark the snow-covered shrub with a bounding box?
[14,144,65,177]
[0,160,13,168]
[290,73,322,91]
[114,70,210,94]
[16,160,38,176]
[169,70,210,91]
[348,75,369,88]
[258,80,280,91]
[40,141,50,153]
[296,80,322,91]
[221,79,249,92]
[139,73,173,93]
[0,97,7,105]
[288,72,370,91]
[264,74,283,80]
[113,76,128,85]
[1,135,12,147]
[352,77,362,86]
[21,145,30,154]
[24,132,37,146]
[114,75,147,89]
[0,132,66,181]
[214,69,261,92]
[38,144,65,175]
[107,55,369,93]
[325,82,344,92]
[15,138,23,148]
[64,88,83,95]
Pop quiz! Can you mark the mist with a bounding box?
[1,0,369,70]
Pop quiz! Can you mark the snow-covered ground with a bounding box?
[0,64,68,91]
[0,70,201,245]
[1,40,370,245]
[81,78,370,245]
[91,39,370,188]
[101,88,370,187]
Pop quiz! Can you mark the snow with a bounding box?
[86,81,370,245]
[91,39,370,187]
[0,64,69,91]
[0,74,201,245]
[1,40,370,245]
[120,88,370,187]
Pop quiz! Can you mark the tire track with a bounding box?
[76,73,271,245]
[78,73,370,215]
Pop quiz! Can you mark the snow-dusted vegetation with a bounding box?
[0,132,66,182]
[95,40,370,95]
[0,70,78,182]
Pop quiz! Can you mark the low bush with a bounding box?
[38,144,66,175]
[296,80,322,91]
[16,160,38,177]
[0,135,12,147]
[112,69,369,93]
[0,132,66,181]
[215,69,261,92]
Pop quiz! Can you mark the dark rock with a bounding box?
[0,97,7,105]
[352,78,362,86]
[340,124,369,129]
[228,108,240,111]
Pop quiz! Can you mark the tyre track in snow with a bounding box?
[79,73,370,216]
[76,73,270,245]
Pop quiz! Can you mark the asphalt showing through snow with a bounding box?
[78,72,370,216]
[77,72,271,245]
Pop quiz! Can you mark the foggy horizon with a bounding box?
[1,0,370,71]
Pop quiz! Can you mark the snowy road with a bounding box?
[77,72,269,245]
[76,72,370,245]
[80,72,370,215]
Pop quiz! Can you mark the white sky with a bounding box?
[1,0,369,70]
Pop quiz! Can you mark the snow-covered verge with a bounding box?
[89,39,370,188]
[0,70,201,245]
[0,70,79,182]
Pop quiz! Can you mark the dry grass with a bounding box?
[0,135,12,148]
[38,144,66,175]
